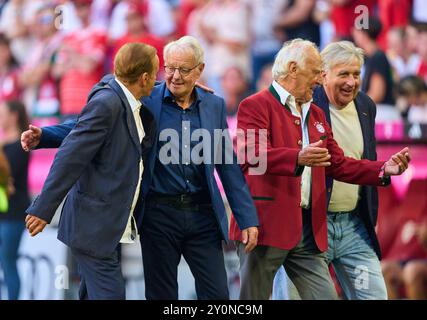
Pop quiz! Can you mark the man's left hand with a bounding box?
[195,82,214,93]
[25,214,48,237]
[242,227,258,253]
[384,147,411,175]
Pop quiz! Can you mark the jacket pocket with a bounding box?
[77,190,109,204]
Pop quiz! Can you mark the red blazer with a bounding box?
[229,86,387,252]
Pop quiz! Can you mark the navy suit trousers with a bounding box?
[72,247,125,300]
[140,200,229,300]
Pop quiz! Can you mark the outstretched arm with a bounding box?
[21,120,76,151]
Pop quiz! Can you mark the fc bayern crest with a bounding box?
[315,122,325,134]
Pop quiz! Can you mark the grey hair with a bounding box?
[163,35,204,65]
[321,41,364,72]
[272,38,319,81]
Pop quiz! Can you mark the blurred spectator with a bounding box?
[377,0,411,51]
[247,0,286,91]
[109,0,175,42]
[0,34,21,103]
[378,175,427,300]
[415,27,427,83]
[255,63,273,92]
[405,24,420,57]
[381,217,427,299]
[412,0,427,24]
[175,0,204,38]
[112,1,165,77]
[53,0,82,34]
[192,0,251,97]
[19,5,63,117]
[184,0,210,63]
[52,0,107,118]
[0,1,8,17]
[0,0,44,64]
[395,75,427,123]
[329,0,376,41]
[0,148,9,214]
[0,100,30,300]
[87,0,117,31]
[416,222,427,249]
[274,0,320,47]
[56,0,116,34]
[313,0,335,50]
[353,16,395,105]
[386,27,421,82]
[144,0,176,39]
[221,66,249,117]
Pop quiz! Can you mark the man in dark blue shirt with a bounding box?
[139,36,258,300]
[151,88,207,194]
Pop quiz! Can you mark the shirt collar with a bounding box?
[163,86,201,109]
[115,78,142,112]
[329,99,356,111]
[272,80,312,118]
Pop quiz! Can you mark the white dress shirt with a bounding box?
[115,78,145,243]
[272,80,312,208]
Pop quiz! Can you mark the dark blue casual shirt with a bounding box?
[150,87,208,195]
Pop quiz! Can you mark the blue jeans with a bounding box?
[0,220,25,300]
[327,210,387,300]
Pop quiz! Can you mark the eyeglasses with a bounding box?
[164,63,200,77]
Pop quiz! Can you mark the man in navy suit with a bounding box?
[273,41,389,299]
[22,36,259,300]
[24,43,159,299]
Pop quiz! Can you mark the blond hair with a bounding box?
[114,42,157,83]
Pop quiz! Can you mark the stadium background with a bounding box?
[0,0,426,299]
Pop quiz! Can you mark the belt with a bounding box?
[327,206,359,215]
[147,192,211,209]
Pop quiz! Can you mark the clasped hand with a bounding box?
[297,140,331,167]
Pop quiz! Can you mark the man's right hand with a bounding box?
[241,226,258,253]
[297,140,331,167]
[21,125,42,152]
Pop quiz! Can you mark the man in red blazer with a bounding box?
[229,39,410,300]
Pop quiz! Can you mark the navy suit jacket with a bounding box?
[27,76,156,258]
[313,86,386,259]
[36,75,259,244]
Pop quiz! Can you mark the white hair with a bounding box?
[163,36,204,65]
[272,39,319,81]
[321,41,364,72]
